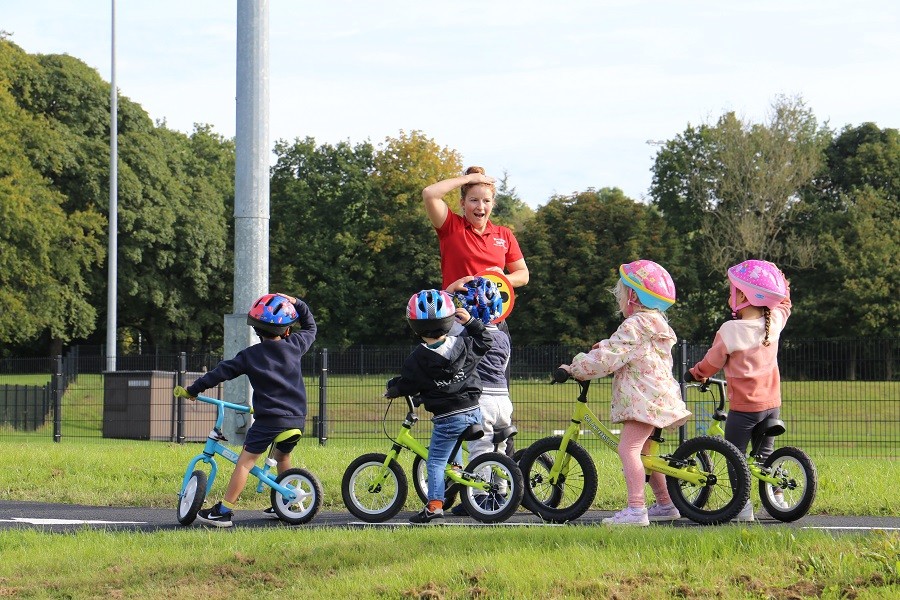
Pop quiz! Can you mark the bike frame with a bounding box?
[179,394,299,502]
[368,396,504,494]
[686,379,783,487]
[552,380,711,486]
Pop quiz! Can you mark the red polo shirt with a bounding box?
[436,211,524,290]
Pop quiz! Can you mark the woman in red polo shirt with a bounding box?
[422,166,530,293]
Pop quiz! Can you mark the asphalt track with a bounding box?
[1,501,898,533]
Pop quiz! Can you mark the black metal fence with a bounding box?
[1,338,897,457]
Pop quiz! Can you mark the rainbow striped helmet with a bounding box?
[619,260,676,312]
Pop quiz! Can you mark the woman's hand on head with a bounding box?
[469,173,496,185]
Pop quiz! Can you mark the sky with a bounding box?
[4,0,899,207]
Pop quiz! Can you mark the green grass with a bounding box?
[0,439,897,516]
[1,525,898,598]
[0,439,898,598]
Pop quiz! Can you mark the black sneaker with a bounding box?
[449,503,469,517]
[409,506,444,524]
[196,502,234,528]
[263,506,277,518]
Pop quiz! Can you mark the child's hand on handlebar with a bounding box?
[173,385,195,400]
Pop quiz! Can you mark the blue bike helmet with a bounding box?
[406,289,456,337]
[452,277,503,324]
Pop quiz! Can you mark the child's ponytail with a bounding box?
[762,307,772,347]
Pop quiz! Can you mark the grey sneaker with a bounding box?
[646,502,681,521]
[602,506,650,526]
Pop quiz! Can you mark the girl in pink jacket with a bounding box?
[689,259,791,522]
[560,260,690,526]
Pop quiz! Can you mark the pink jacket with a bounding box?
[689,295,792,412]
[569,311,690,429]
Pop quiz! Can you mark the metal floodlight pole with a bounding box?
[106,0,118,373]
[223,0,270,442]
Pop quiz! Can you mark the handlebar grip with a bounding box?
[552,368,570,383]
[683,371,696,383]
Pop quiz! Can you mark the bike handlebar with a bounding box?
[194,394,252,414]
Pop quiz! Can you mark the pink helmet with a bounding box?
[619,260,676,312]
[728,260,787,313]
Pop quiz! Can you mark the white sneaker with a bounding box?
[646,503,681,521]
[602,506,650,527]
[734,500,755,523]
[772,491,789,509]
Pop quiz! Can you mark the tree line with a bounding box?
[1,38,897,358]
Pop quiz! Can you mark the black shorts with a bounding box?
[243,422,302,455]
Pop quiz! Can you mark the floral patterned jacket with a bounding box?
[569,311,690,429]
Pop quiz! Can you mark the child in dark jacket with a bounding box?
[174,293,316,528]
[385,289,492,523]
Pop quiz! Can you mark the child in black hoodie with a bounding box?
[385,289,492,523]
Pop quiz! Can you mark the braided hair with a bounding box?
[762,307,772,347]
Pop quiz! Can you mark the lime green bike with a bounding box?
[341,395,524,523]
[518,369,751,524]
[683,373,817,522]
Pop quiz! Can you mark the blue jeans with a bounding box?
[426,408,482,503]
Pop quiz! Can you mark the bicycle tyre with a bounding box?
[514,448,560,514]
[459,452,524,523]
[517,436,598,523]
[758,446,817,522]
[177,469,207,526]
[341,453,408,523]
[270,467,323,525]
[666,435,751,525]
[411,455,458,510]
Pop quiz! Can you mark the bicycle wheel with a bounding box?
[514,448,560,514]
[459,452,524,523]
[411,455,458,510]
[176,469,207,526]
[270,467,323,525]
[341,453,408,522]
[666,435,751,525]
[758,446,817,522]
[517,436,598,523]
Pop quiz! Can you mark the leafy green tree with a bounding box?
[269,136,378,347]
[0,40,105,356]
[513,188,684,347]
[650,95,831,341]
[491,170,534,232]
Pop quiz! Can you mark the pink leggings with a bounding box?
[618,420,672,508]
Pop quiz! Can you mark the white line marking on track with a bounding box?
[802,526,900,531]
[347,521,564,527]
[0,518,147,525]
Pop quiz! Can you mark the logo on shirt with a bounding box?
[492,237,507,249]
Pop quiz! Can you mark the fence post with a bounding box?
[318,348,328,446]
[176,352,186,444]
[678,339,687,445]
[52,355,62,443]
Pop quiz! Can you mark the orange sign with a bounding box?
[476,270,515,323]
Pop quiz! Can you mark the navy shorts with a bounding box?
[243,422,302,455]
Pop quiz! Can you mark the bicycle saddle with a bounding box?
[492,425,518,445]
[752,417,786,439]
[461,424,485,442]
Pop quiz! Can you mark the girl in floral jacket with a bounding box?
[559,260,690,526]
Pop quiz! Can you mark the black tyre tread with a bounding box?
[758,446,817,522]
[271,467,323,525]
[666,435,751,525]
[518,436,598,523]
[177,469,207,526]
[341,453,408,523]
[459,452,524,523]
